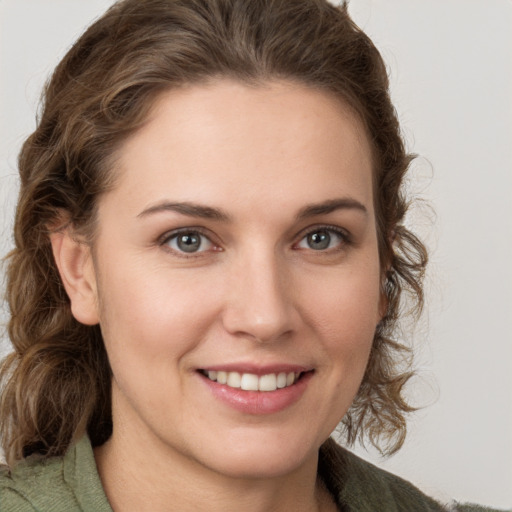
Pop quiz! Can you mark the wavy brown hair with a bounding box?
[0,0,427,466]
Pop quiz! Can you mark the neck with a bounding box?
[94,426,335,512]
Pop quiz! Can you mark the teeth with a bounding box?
[276,372,287,388]
[241,373,259,391]
[258,373,276,391]
[227,372,241,388]
[204,370,300,392]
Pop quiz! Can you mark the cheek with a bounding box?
[295,268,379,434]
[301,264,381,344]
[95,256,221,371]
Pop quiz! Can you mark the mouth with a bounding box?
[196,366,314,414]
[198,369,307,392]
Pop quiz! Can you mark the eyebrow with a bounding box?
[137,201,231,221]
[296,198,368,219]
[137,197,367,222]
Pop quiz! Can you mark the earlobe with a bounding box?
[50,229,100,326]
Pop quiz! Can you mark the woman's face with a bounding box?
[82,80,382,478]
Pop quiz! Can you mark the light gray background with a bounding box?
[1,1,511,509]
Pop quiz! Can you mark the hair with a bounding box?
[1,0,427,466]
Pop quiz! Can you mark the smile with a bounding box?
[198,366,314,414]
[201,370,300,392]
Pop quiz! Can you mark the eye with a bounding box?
[296,228,347,251]
[163,230,214,254]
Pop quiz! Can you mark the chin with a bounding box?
[203,451,313,480]
[189,428,323,480]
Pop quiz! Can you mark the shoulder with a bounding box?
[319,438,508,512]
[0,437,112,512]
[0,451,71,511]
[319,437,445,511]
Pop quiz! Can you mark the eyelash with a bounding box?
[158,225,351,258]
[294,225,351,253]
[158,227,219,258]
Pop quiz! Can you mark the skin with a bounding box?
[52,80,383,511]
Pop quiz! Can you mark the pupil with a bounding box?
[308,231,330,250]
[177,233,201,252]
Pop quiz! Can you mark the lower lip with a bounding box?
[198,371,313,415]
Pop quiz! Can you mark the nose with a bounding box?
[221,249,297,343]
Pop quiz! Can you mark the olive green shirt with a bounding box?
[1,437,110,511]
[0,436,508,511]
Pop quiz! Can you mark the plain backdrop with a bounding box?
[0,1,511,509]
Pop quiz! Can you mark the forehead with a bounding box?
[107,79,374,218]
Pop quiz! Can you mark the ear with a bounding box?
[50,229,100,326]
[378,232,395,324]
[378,289,388,325]
[377,269,390,325]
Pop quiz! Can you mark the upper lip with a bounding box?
[198,363,313,376]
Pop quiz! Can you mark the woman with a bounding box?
[0,0,505,511]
